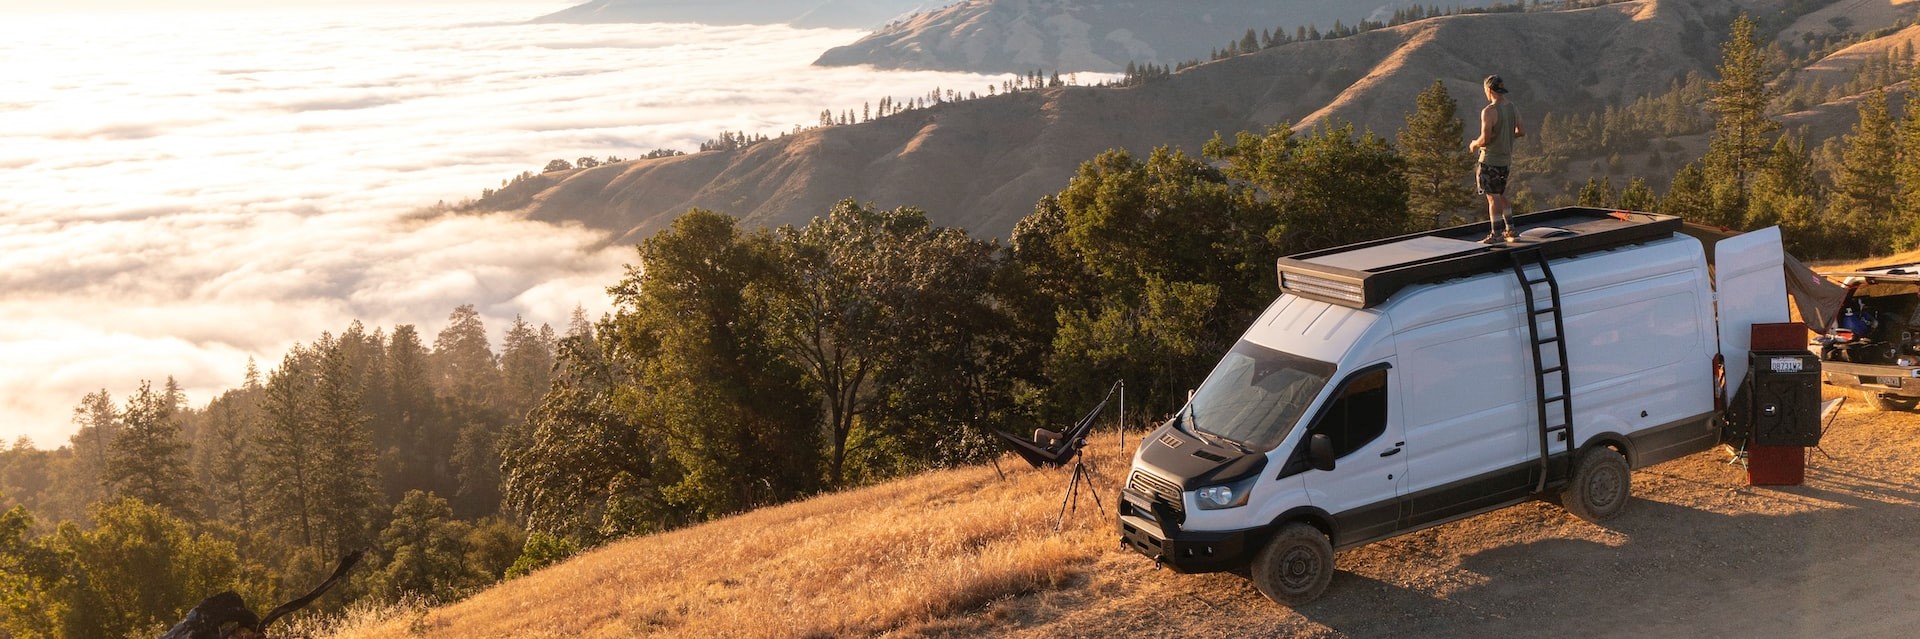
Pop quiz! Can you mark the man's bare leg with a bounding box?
[1494,193,1514,241]
[1482,195,1504,243]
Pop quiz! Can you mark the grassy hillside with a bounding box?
[530,0,936,29]
[474,0,1762,242]
[321,379,1920,638]
[1777,0,1919,45]
[325,433,1137,637]
[812,0,1506,73]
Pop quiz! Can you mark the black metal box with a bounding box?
[1747,351,1822,447]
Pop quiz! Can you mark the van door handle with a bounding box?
[1380,447,1402,457]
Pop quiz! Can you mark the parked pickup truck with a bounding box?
[1814,262,1920,411]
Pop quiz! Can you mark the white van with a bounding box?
[1117,208,1788,605]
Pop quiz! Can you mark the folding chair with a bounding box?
[1810,396,1845,462]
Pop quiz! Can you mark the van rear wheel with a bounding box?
[1249,523,1333,606]
[1560,446,1630,523]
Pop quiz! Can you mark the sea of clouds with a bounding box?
[0,1,1025,447]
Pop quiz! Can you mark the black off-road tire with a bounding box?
[1249,522,1334,606]
[1560,446,1630,523]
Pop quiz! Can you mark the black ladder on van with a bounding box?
[1509,249,1575,492]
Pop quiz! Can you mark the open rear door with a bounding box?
[1714,226,1789,399]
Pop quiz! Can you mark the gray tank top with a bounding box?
[1479,100,1517,167]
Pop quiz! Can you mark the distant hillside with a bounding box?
[814,0,1504,73]
[1776,0,1919,45]
[1794,23,1920,90]
[531,0,946,29]
[477,0,1771,243]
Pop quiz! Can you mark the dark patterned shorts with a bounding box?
[1476,162,1510,196]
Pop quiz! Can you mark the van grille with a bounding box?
[1126,470,1185,524]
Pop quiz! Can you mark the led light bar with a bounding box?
[1280,272,1364,304]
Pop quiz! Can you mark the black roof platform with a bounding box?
[1276,207,1682,308]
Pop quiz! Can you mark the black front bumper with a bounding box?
[1118,499,1262,574]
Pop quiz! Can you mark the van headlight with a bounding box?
[1193,475,1258,510]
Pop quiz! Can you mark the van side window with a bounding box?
[1311,368,1389,458]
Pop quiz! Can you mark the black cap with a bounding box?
[1484,75,1509,94]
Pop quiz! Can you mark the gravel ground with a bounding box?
[943,388,1920,638]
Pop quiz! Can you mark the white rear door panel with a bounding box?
[1714,226,1789,399]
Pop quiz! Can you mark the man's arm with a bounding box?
[1469,103,1497,151]
[1512,107,1525,139]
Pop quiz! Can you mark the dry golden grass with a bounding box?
[1821,246,1920,271]
[308,248,1920,639]
[325,434,1139,638]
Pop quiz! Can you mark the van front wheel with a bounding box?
[1560,446,1630,523]
[1249,522,1333,606]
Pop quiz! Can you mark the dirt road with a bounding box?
[959,390,1920,638]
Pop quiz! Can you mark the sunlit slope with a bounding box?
[476,0,1757,242]
[531,0,934,29]
[1777,0,1920,46]
[333,388,1920,638]
[335,438,1137,638]
[812,0,1507,73]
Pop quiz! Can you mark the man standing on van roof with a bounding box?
[1469,74,1524,244]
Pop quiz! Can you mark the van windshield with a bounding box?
[1186,340,1336,452]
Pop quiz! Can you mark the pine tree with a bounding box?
[310,332,381,554]
[385,324,446,496]
[68,390,118,506]
[1748,134,1818,227]
[195,387,259,528]
[1619,177,1658,211]
[1662,162,1715,222]
[498,316,556,424]
[1577,177,1618,207]
[432,304,500,408]
[1898,73,1920,248]
[255,346,321,547]
[566,305,594,339]
[1701,14,1778,226]
[440,317,516,526]
[105,381,199,518]
[1209,122,1413,251]
[162,376,186,415]
[1398,80,1475,227]
[1828,88,1899,254]
[1749,134,1826,256]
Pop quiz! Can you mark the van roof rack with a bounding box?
[1276,207,1682,308]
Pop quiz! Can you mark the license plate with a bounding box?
[1877,376,1905,387]
[1770,357,1803,373]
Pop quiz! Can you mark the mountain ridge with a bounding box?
[812,0,1507,73]
[531,0,946,29]
[478,0,1757,243]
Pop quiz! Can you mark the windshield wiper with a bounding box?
[1184,407,1212,442]
[1184,408,1249,453]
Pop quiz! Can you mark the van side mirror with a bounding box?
[1309,433,1336,471]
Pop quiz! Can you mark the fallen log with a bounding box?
[160,548,366,639]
